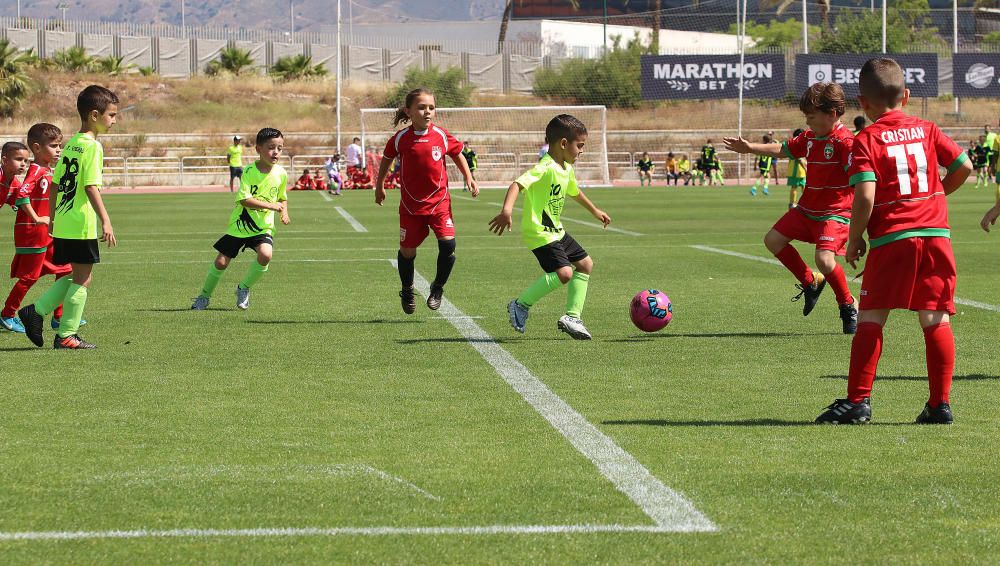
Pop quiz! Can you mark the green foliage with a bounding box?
[205,45,255,76]
[270,54,328,81]
[728,19,819,49]
[814,0,942,53]
[984,31,1000,44]
[51,45,94,72]
[533,36,647,109]
[138,66,156,77]
[385,65,473,108]
[0,39,32,117]
[94,55,136,77]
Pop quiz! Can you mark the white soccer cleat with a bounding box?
[557,315,592,340]
[191,296,210,310]
[236,286,250,310]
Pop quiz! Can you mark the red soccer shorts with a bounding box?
[772,208,849,255]
[399,207,455,248]
[860,236,956,314]
[10,247,71,281]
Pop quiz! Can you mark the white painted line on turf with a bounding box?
[0,524,687,541]
[319,190,333,202]
[430,315,485,320]
[393,261,716,533]
[451,194,644,237]
[335,206,369,232]
[691,245,1000,314]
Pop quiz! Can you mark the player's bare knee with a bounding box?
[399,247,417,259]
[214,254,231,270]
[575,257,593,275]
[555,267,574,284]
[764,231,787,254]
[814,250,836,273]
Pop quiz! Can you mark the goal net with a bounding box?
[360,105,610,188]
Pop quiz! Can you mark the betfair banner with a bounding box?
[641,55,786,100]
[795,54,938,98]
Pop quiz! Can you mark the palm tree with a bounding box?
[205,45,255,76]
[0,39,32,118]
[270,54,328,81]
[94,55,135,76]
[51,46,94,72]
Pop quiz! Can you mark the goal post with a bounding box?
[360,105,611,188]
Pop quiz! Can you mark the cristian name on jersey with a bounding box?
[382,124,463,216]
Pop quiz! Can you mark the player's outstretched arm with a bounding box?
[85,185,116,248]
[942,158,973,195]
[572,192,611,228]
[722,137,784,158]
[981,204,1000,233]
[450,153,478,197]
[374,156,392,206]
[846,180,876,269]
[487,182,520,235]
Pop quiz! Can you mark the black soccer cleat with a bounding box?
[426,284,444,311]
[839,302,858,335]
[792,272,826,316]
[17,304,44,347]
[399,287,416,315]
[816,397,871,424]
[915,402,953,424]
[53,334,97,350]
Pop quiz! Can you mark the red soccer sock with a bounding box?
[825,264,854,305]
[2,278,36,319]
[924,323,955,408]
[774,246,814,286]
[847,322,883,403]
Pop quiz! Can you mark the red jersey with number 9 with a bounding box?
[382,124,463,216]
[13,163,55,250]
[848,110,967,245]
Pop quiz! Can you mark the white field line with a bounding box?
[359,465,441,501]
[0,524,689,541]
[451,194,644,237]
[691,245,1000,314]
[319,190,333,202]
[335,206,369,233]
[395,260,715,533]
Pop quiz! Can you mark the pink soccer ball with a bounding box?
[630,289,673,332]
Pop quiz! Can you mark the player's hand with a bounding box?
[36,215,50,226]
[101,223,117,248]
[722,136,750,154]
[981,205,1000,232]
[280,211,291,225]
[271,203,284,212]
[594,209,611,228]
[375,185,386,206]
[468,178,480,198]
[846,237,866,269]
[488,211,513,235]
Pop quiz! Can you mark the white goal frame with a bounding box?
[360,105,611,187]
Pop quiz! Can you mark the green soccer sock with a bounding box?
[565,272,590,318]
[239,262,269,289]
[57,283,87,338]
[34,276,72,317]
[517,272,562,308]
[200,265,225,298]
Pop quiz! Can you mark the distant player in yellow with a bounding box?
[227,135,244,193]
[786,128,807,208]
[193,128,289,311]
[750,134,774,196]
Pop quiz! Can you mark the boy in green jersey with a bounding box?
[192,127,289,311]
[488,114,611,340]
[18,85,118,350]
[227,135,244,193]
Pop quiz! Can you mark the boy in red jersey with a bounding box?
[375,88,477,314]
[816,58,972,424]
[724,83,858,334]
[2,127,73,334]
[1,141,39,332]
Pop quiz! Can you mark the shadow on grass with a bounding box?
[0,346,38,352]
[603,418,917,427]
[820,374,1000,381]
[140,308,229,312]
[247,319,425,325]
[608,331,840,342]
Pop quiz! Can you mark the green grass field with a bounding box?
[1,184,999,563]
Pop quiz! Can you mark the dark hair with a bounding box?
[853,116,866,131]
[392,88,434,127]
[2,141,28,157]
[77,84,119,121]
[792,128,805,137]
[256,127,283,145]
[762,134,771,143]
[859,58,905,108]
[303,168,310,174]
[544,114,587,145]
[27,123,62,147]
[799,82,845,116]
[353,137,360,142]
[667,151,674,157]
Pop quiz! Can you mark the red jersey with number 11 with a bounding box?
[848,110,967,247]
[12,163,55,251]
